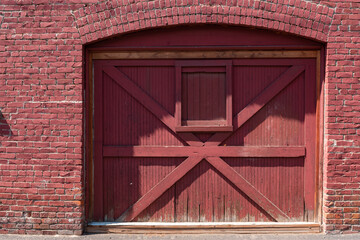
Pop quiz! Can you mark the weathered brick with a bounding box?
[0,0,358,236]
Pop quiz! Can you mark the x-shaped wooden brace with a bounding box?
[102,64,305,222]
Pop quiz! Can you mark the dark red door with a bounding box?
[93,57,316,222]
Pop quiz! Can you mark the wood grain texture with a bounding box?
[103,65,177,132]
[93,51,317,60]
[233,65,304,130]
[175,60,232,132]
[93,62,104,221]
[103,146,306,157]
[116,157,203,222]
[87,222,321,234]
[205,156,290,221]
[93,58,316,224]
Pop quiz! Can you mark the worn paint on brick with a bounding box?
[0,0,359,235]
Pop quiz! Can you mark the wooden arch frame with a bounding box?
[84,25,325,234]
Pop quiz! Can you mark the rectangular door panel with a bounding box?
[93,57,316,223]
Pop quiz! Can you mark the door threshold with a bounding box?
[87,222,321,234]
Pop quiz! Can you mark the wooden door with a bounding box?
[92,57,316,223]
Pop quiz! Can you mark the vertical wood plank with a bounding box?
[304,61,317,221]
[315,49,324,223]
[205,156,290,222]
[175,66,182,127]
[93,61,104,220]
[86,51,95,221]
[116,156,203,222]
[226,63,233,127]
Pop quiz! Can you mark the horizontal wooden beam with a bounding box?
[175,126,233,132]
[103,146,305,158]
[92,50,317,60]
[87,222,321,234]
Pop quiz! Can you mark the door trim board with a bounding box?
[85,49,324,228]
[87,222,321,234]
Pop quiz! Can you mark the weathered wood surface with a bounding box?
[93,57,316,223]
[87,222,321,234]
[93,50,318,60]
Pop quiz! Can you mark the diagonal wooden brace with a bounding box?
[116,156,203,222]
[206,65,305,145]
[103,65,202,145]
[205,156,290,221]
[103,66,177,132]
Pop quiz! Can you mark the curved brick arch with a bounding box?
[73,0,334,44]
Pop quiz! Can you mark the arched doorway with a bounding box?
[85,25,324,233]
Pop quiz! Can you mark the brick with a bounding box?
[0,0,359,236]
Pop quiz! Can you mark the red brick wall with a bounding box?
[0,0,86,235]
[323,1,360,234]
[0,0,359,235]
